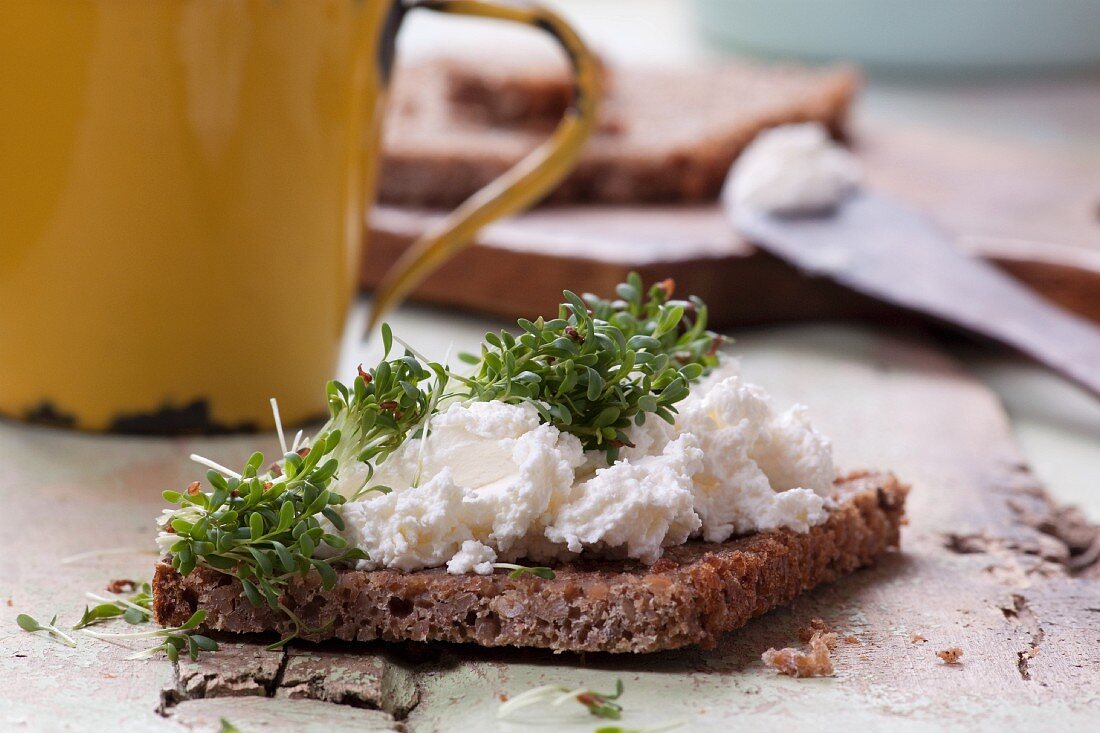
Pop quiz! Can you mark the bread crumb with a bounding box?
[762,631,837,677]
[1022,646,1039,660]
[797,618,832,643]
[843,634,860,645]
[106,579,137,594]
[910,633,927,644]
[937,647,964,664]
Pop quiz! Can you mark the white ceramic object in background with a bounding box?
[694,0,1100,74]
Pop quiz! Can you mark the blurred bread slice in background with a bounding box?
[446,52,613,128]
[381,55,858,207]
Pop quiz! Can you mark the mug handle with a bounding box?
[368,0,601,330]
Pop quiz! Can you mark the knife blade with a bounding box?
[729,190,1100,400]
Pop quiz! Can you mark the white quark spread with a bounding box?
[446,540,499,575]
[334,362,836,575]
[725,122,861,215]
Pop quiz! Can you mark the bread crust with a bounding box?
[153,472,906,654]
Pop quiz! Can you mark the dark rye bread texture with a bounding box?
[154,472,907,654]
[380,58,857,207]
[446,53,612,127]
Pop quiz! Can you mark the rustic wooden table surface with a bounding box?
[3,2,1099,731]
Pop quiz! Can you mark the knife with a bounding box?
[728,189,1100,400]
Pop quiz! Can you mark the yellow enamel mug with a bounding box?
[0,0,598,433]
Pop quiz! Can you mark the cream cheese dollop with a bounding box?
[725,122,861,215]
[544,435,703,563]
[339,400,584,573]
[674,367,832,540]
[335,362,835,574]
[446,540,497,575]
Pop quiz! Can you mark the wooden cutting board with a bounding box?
[362,121,1100,327]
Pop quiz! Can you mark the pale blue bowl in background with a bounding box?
[694,0,1100,75]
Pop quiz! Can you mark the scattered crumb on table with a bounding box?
[937,647,964,664]
[106,578,137,593]
[762,631,838,677]
[843,634,860,645]
[797,618,833,643]
[910,633,927,644]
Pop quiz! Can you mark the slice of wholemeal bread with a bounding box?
[153,472,906,654]
[446,53,612,128]
[380,59,857,207]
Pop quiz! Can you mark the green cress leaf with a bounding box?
[16,614,41,632]
[457,274,720,459]
[74,604,124,629]
[498,678,639,724]
[82,608,217,661]
[123,607,146,625]
[16,613,77,647]
[249,512,264,541]
[158,337,449,647]
[494,563,556,580]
